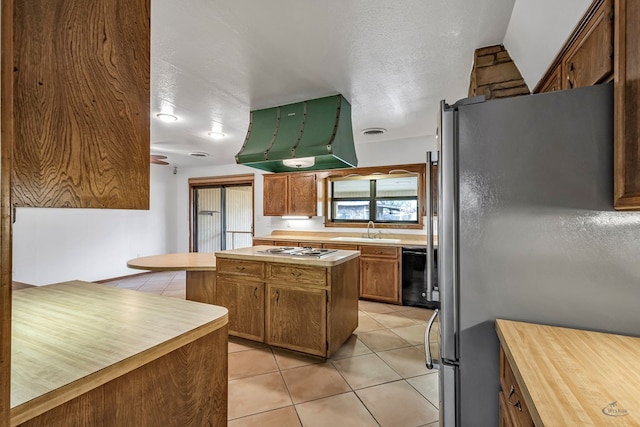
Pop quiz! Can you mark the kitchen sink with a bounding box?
[330,236,401,243]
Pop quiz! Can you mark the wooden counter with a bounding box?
[215,247,360,357]
[254,230,431,247]
[496,319,640,426]
[12,281,228,426]
[127,252,217,304]
[216,245,360,266]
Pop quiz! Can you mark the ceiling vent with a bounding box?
[236,94,358,172]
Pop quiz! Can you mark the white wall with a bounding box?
[503,0,592,89]
[12,166,178,285]
[175,135,437,252]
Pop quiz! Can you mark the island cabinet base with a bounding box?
[16,326,228,427]
[215,249,360,358]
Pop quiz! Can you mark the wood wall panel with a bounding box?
[11,0,150,209]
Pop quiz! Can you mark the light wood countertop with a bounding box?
[256,230,433,247]
[127,252,217,271]
[216,246,360,266]
[496,319,640,426]
[11,281,228,424]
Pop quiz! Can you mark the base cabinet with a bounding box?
[214,256,359,357]
[499,347,534,427]
[266,284,327,357]
[359,246,401,304]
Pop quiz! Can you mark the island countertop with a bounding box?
[11,281,228,424]
[496,319,640,426]
[215,245,360,266]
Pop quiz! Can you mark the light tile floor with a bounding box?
[105,271,440,427]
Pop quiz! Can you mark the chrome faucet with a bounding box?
[367,221,375,238]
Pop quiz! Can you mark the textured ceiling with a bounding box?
[150,0,516,167]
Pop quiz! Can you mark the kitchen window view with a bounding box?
[330,174,419,224]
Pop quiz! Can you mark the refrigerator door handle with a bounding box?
[426,152,435,302]
[424,308,439,369]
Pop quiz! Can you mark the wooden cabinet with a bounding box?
[9,0,150,209]
[562,0,614,89]
[266,284,327,356]
[263,172,317,216]
[538,64,562,93]
[614,0,640,209]
[536,0,640,210]
[359,245,401,304]
[499,347,534,427]
[214,254,359,357]
[216,277,264,342]
[536,0,614,93]
[215,258,265,341]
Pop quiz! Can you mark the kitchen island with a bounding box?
[215,246,360,357]
[12,281,228,426]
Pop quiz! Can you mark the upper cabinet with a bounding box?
[614,0,640,209]
[263,172,317,216]
[536,0,614,93]
[535,0,640,210]
[9,0,150,209]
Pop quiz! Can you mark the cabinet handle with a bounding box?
[254,287,258,298]
[567,62,575,89]
[238,266,245,271]
[274,290,280,302]
[507,385,522,412]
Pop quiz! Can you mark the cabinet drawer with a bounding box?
[359,245,399,258]
[500,348,534,427]
[252,239,274,246]
[217,258,264,278]
[322,243,358,251]
[266,264,327,286]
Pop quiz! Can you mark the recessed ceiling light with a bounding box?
[156,113,178,122]
[207,131,226,139]
[361,127,387,136]
[189,151,210,157]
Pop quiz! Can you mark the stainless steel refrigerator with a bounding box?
[425,82,640,426]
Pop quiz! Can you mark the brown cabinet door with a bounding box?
[563,0,614,89]
[216,277,264,342]
[288,173,317,216]
[614,0,640,209]
[360,257,400,303]
[263,174,289,216]
[266,284,327,356]
[538,64,562,93]
[11,0,150,209]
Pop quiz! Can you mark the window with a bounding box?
[330,174,419,224]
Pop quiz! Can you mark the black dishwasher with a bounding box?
[402,247,439,309]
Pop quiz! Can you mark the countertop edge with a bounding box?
[215,248,360,266]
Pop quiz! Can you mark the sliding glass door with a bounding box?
[193,184,253,252]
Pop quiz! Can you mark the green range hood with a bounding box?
[236,94,358,172]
